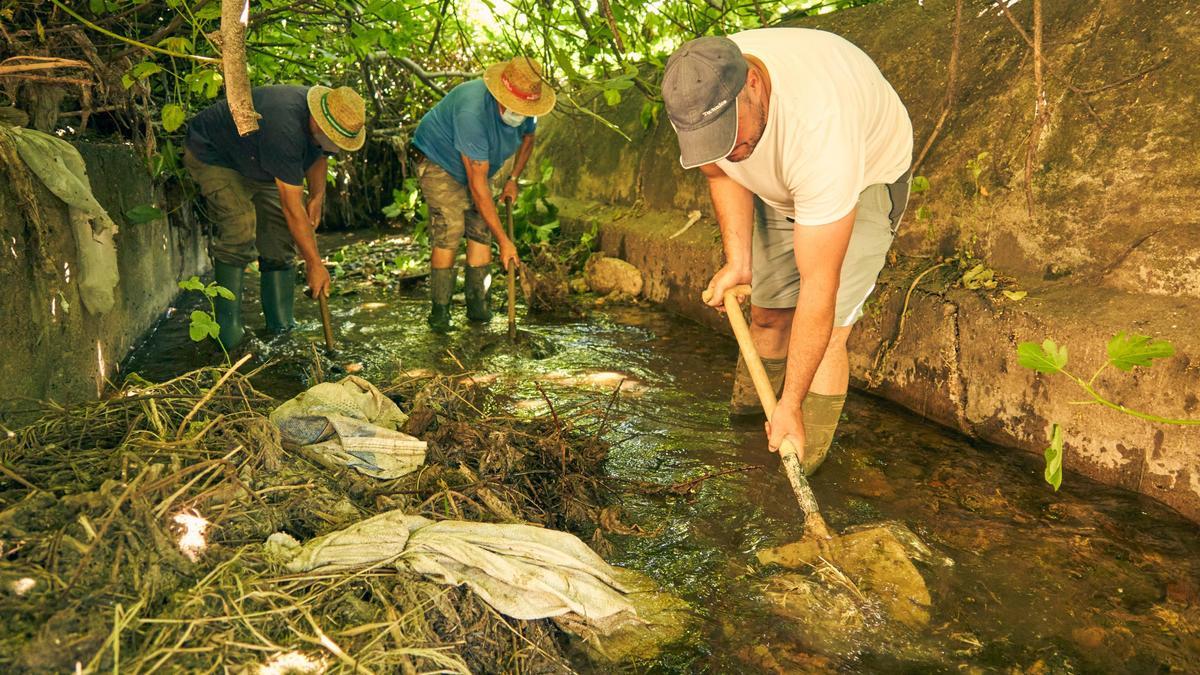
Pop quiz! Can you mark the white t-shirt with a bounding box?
[715,28,913,226]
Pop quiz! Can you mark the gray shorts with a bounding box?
[751,173,911,327]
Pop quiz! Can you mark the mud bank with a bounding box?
[541,0,1200,521]
[0,142,206,403]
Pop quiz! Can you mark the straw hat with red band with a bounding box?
[306,85,366,152]
[483,57,556,117]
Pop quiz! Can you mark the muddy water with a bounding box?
[124,240,1200,673]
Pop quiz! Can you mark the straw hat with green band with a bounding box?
[306,85,366,151]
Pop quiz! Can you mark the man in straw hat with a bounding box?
[411,56,555,332]
[183,84,366,348]
[662,29,912,474]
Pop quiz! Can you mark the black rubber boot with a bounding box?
[212,261,246,349]
[260,266,297,334]
[428,267,455,333]
[464,264,493,323]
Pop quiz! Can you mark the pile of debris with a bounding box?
[0,362,687,672]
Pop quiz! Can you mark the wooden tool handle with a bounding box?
[318,294,335,353]
[720,286,832,539]
[506,200,517,341]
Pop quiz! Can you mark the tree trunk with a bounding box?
[220,0,259,136]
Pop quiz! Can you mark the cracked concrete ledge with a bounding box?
[558,196,1200,523]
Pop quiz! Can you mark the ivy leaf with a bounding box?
[1044,423,1064,491]
[1106,331,1175,371]
[162,103,185,132]
[125,204,164,224]
[1018,339,1069,374]
[178,276,206,292]
[911,175,931,194]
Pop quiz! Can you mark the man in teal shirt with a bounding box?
[411,56,555,332]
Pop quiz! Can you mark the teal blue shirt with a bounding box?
[412,79,537,186]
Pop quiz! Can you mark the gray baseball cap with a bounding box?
[662,36,747,169]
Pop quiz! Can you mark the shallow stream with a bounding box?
[124,237,1200,673]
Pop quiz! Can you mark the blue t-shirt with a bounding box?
[412,79,537,186]
[186,85,327,186]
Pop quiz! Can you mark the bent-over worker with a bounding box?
[184,84,366,348]
[411,56,555,332]
[662,29,913,474]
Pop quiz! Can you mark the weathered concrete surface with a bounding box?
[540,0,1200,520]
[0,142,206,403]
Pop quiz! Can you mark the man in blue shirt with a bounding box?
[411,57,555,332]
[185,85,366,347]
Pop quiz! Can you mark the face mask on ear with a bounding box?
[500,109,527,127]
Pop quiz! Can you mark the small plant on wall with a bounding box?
[1017,332,1199,490]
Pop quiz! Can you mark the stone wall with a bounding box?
[536,0,1200,520]
[0,141,207,404]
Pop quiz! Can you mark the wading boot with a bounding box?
[428,267,455,333]
[212,261,246,350]
[730,353,787,418]
[464,264,493,323]
[260,266,297,335]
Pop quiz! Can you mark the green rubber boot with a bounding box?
[464,264,493,323]
[428,267,455,333]
[260,266,297,334]
[212,261,246,349]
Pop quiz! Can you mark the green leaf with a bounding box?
[1002,290,1027,301]
[1018,339,1069,374]
[125,204,164,224]
[211,284,236,301]
[911,175,930,194]
[1044,423,1064,491]
[162,103,185,132]
[157,37,193,54]
[915,205,932,221]
[178,276,205,292]
[195,3,221,20]
[639,101,661,130]
[1106,331,1175,372]
[188,311,219,342]
[602,88,622,107]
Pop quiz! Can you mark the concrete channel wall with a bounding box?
[537,0,1200,521]
[0,141,207,404]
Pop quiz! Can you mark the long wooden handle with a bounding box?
[318,294,335,353]
[505,200,517,341]
[719,285,832,539]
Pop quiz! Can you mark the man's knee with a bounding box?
[750,305,793,331]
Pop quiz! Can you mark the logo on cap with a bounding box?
[701,99,729,117]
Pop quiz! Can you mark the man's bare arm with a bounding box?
[780,208,856,407]
[700,162,756,309]
[304,156,328,230]
[275,179,331,296]
[509,133,536,181]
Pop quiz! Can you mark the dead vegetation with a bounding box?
[0,360,638,673]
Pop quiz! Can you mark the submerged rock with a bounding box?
[561,567,693,663]
[585,253,643,297]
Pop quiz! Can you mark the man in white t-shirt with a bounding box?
[662,29,913,474]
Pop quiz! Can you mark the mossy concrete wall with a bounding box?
[537,0,1200,520]
[0,142,207,404]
